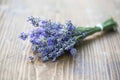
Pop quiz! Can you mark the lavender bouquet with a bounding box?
[19,16,117,62]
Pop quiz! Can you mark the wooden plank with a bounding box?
[0,0,120,80]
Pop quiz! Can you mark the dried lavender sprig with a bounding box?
[19,17,117,62]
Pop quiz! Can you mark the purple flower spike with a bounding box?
[70,48,77,56]
[66,20,75,31]
[48,37,54,45]
[28,56,34,62]
[19,17,79,62]
[40,20,48,27]
[19,32,28,40]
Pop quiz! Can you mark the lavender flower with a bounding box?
[19,32,28,40]
[70,48,77,56]
[19,17,117,62]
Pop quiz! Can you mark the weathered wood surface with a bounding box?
[0,0,120,80]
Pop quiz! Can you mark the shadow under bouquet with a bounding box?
[19,16,117,62]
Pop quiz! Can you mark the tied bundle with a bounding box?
[19,16,117,62]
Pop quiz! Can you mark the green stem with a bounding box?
[76,18,117,41]
[86,18,117,36]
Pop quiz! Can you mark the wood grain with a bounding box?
[0,0,120,80]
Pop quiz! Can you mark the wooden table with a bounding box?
[0,0,120,80]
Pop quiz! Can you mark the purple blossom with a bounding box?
[28,56,34,62]
[27,16,40,27]
[19,32,28,40]
[40,20,48,26]
[19,16,80,62]
[47,37,55,45]
[41,56,49,62]
[66,20,75,31]
[70,48,77,56]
